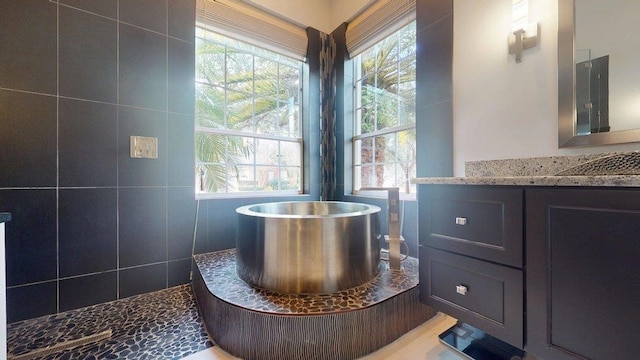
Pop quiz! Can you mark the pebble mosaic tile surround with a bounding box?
[464,151,637,177]
[193,249,420,314]
[7,285,212,360]
[554,151,640,176]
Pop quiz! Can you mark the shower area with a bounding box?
[575,50,609,135]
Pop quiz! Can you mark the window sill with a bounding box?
[350,191,417,202]
[195,191,309,201]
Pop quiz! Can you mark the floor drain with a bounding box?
[9,329,112,360]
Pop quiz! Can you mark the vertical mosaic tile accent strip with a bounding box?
[7,285,212,359]
[320,32,337,200]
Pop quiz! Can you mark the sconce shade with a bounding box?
[509,0,538,63]
[512,0,529,32]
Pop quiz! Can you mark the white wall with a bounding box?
[452,0,639,176]
[246,0,371,34]
[328,0,375,31]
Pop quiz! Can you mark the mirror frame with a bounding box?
[558,0,640,148]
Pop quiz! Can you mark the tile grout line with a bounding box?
[55,0,61,315]
[116,0,121,301]
[166,0,170,290]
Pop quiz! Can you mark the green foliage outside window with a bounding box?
[356,22,417,193]
[195,28,302,194]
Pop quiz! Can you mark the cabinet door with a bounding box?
[526,188,640,360]
[419,185,523,268]
[419,245,524,348]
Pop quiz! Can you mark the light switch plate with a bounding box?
[130,136,158,159]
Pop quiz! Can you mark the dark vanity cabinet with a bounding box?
[419,184,640,360]
[418,185,525,348]
[526,188,640,360]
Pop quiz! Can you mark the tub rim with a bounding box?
[235,201,381,219]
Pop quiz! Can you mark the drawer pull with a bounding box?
[455,217,467,226]
[456,285,468,295]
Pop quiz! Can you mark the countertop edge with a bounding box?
[0,212,11,223]
[412,175,640,187]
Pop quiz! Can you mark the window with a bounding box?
[353,22,416,194]
[195,27,303,195]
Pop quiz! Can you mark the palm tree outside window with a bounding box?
[353,22,416,195]
[195,28,303,195]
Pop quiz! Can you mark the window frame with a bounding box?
[195,26,304,199]
[351,21,417,199]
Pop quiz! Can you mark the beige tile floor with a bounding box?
[182,312,466,360]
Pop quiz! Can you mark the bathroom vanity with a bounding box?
[418,185,524,348]
[415,154,640,360]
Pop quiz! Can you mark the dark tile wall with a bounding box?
[0,0,196,323]
[0,91,58,187]
[1,0,322,323]
[415,0,454,178]
[0,0,413,323]
[0,1,58,94]
[304,28,323,199]
[59,5,118,103]
[332,23,348,201]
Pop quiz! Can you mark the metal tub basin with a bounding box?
[235,201,381,294]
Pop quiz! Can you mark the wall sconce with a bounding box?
[508,0,538,63]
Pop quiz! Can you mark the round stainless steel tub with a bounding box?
[235,201,381,294]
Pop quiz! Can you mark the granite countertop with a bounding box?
[412,175,640,187]
[0,212,11,222]
[413,152,640,187]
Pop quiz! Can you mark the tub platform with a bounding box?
[192,249,436,360]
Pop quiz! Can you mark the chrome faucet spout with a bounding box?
[359,187,404,270]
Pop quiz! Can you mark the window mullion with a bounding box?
[276,63,281,138]
[396,39,401,124]
[374,50,379,133]
[196,126,301,143]
[252,137,258,192]
[351,21,416,193]
[224,44,229,130]
[353,123,415,141]
[196,29,302,196]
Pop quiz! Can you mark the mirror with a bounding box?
[558,0,640,147]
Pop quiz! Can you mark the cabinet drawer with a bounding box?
[419,185,523,268]
[419,246,523,348]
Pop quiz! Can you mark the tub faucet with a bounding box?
[360,187,404,270]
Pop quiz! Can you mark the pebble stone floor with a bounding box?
[7,250,419,360]
[194,249,420,314]
[7,285,213,360]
